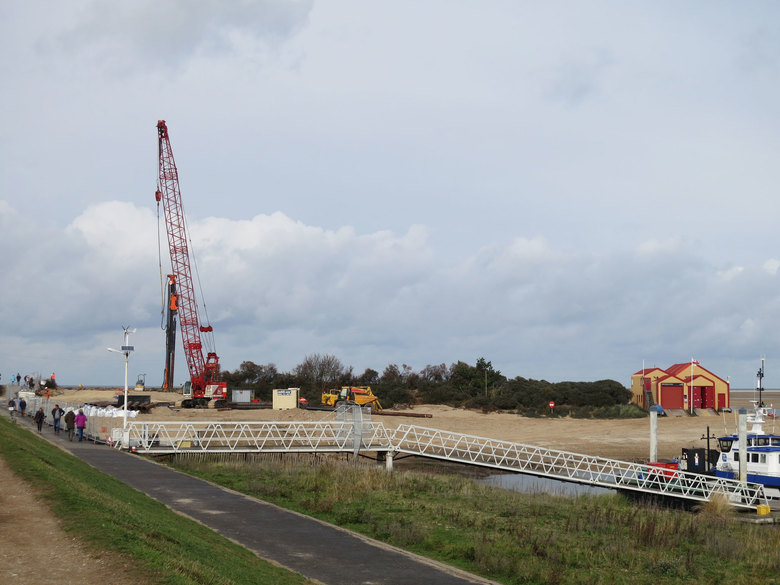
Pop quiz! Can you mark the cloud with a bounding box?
[636,238,683,257]
[763,259,780,275]
[52,0,313,72]
[4,3,780,389]
[545,48,614,106]
[4,196,780,386]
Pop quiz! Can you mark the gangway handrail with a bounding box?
[123,420,393,453]
[389,424,768,509]
[119,419,768,509]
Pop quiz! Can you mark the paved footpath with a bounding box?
[4,411,495,585]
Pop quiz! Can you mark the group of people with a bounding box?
[1,372,54,389]
[10,400,88,441]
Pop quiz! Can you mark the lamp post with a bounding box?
[757,357,765,407]
[108,327,136,443]
[689,358,695,416]
[700,426,717,472]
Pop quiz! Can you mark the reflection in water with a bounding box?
[482,473,613,497]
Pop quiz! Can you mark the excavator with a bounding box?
[156,120,228,408]
[321,386,382,411]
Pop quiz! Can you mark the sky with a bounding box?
[2,1,780,389]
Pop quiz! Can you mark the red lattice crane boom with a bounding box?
[156,120,226,406]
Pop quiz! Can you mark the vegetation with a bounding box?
[222,355,636,417]
[168,454,780,585]
[0,417,313,585]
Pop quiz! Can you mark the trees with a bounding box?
[220,361,280,400]
[222,353,633,417]
[293,353,345,394]
[355,368,379,386]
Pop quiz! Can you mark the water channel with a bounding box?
[481,472,613,497]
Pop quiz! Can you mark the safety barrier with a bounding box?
[7,395,138,443]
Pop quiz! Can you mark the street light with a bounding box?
[108,326,136,442]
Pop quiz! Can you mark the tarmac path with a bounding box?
[5,410,496,585]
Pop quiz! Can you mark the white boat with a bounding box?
[715,401,780,499]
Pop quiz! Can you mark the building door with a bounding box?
[661,385,684,409]
[690,386,703,409]
[702,387,715,409]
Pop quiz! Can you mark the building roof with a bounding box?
[633,362,729,386]
[632,367,666,376]
[666,362,728,385]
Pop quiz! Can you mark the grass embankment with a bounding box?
[0,418,312,585]
[168,453,780,585]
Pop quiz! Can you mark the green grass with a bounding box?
[168,453,780,585]
[0,418,313,585]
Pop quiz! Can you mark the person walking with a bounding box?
[51,404,65,434]
[64,409,76,441]
[16,372,20,385]
[74,409,87,442]
[33,408,45,432]
[19,397,26,417]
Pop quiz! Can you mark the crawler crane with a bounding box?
[156,120,227,407]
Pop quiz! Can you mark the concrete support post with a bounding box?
[385,451,394,472]
[738,408,747,483]
[649,405,660,462]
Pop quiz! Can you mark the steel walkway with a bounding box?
[119,418,769,510]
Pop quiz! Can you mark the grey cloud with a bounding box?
[737,27,780,73]
[54,0,313,71]
[545,48,614,106]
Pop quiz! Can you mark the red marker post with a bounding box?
[548,401,555,413]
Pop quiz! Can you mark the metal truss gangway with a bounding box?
[388,425,769,510]
[120,419,768,510]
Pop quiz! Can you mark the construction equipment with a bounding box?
[321,386,382,411]
[162,274,177,390]
[156,120,227,408]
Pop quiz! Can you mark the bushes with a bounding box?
[508,401,647,420]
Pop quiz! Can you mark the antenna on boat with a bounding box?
[756,356,765,407]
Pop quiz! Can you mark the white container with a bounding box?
[272,388,300,410]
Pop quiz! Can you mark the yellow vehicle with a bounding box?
[321,386,382,411]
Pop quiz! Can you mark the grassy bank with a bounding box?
[167,453,780,585]
[0,417,312,585]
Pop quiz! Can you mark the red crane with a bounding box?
[156,120,227,407]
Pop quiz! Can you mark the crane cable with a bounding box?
[182,209,216,356]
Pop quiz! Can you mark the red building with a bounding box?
[630,361,730,412]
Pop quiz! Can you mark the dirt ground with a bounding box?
[2,388,778,584]
[0,432,147,585]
